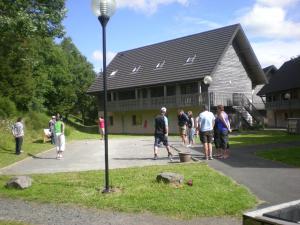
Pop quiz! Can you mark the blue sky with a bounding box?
[63,0,300,72]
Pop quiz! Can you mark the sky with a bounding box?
[63,0,300,72]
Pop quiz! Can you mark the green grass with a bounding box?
[0,164,257,219]
[229,130,300,146]
[0,221,29,225]
[256,146,300,167]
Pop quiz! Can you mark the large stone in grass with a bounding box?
[5,176,32,189]
[156,172,184,184]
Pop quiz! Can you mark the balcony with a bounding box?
[104,92,246,112]
[265,99,300,110]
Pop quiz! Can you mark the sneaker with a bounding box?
[168,153,173,162]
[209,156,213,160]
[153,154,158,160]
[186,144,191,147]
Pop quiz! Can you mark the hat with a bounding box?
[52,116,56,119]
[160,107,167,113]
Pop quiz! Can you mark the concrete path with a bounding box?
[0,137,176,175]
[1,137,300,225]
[179,141,300,207]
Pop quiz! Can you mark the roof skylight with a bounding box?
[110,70,118,76]
[132,65,141,73]
[185,54,197,64]
[155,60,165,69]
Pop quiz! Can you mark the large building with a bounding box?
[258,56,300,128]
[88,24,267,134]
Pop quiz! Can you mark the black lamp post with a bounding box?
[203,75,213,111]
[91,0,116,193]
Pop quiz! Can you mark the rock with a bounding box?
[5,176,32,189]
[156,172,184,184]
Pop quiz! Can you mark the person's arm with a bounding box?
[164,116,169,136]
[61,122,65,134]
[220,112,231,132]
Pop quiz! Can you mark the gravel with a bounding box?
[0,197,241,225]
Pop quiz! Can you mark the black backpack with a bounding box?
[187,117,193,128]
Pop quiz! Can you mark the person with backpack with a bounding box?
[187,111,195,147]
[177,109,189,145]
[153,107,173,161]
[12,117,24,155]
[54,115,65,159]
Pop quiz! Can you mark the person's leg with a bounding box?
[208,143,213,159]
[204,143,209,159]
[15,137,20,155]
[153,135,159,159]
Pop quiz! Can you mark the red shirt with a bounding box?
[99,118,105,129]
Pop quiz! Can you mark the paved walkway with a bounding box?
[172,141,300,207]
[1,137,300,225]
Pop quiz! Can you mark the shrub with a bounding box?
[0,97,17,119]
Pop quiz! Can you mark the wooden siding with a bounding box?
[209,45,252,101]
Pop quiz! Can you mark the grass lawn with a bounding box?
[0,221,29,225]
[229,130,300,146]
[0,164,257,219]
[256,146,300,167]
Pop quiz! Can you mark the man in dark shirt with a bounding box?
[153,107,173,161]
[177,109,189,145]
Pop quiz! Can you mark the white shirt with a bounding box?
[198,111,215,132]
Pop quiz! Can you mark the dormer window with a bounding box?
[155,60,165,69]
[132,65,141,73]
[185,54,196,65]
[110,70,118,76]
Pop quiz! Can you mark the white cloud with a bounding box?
[92,50,117,72]
[179,16,221,29]
[116,0,189,14]
[257,0,299,7]
[252,40,300,67]
[237,3,300,39]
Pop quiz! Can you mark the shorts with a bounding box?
[200,130,213,144]
[220,130,229,149]
[154,134,169,147]
[179,125,187,135]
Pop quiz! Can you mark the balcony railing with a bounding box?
[266,99,300,110]
[104,92,252,112]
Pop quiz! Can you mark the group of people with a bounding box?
[48,114,65,159]
[153,104,231,161]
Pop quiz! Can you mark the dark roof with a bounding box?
[258,57,300,96]
[88,24,266,94]
[263,65,277,81]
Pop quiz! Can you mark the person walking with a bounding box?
[198,105,215,160]
[215,105,231,158]
[98,116,105,140]
[153,107,173,161]
[12,117,24,155]
[177,109,189,145]
[54,116,65,159]
[187,111,195,147]
[49,116,56,144]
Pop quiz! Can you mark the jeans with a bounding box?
[15,136,23,154]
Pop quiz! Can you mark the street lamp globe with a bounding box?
[91,0,116,18]
[203,75,213,85]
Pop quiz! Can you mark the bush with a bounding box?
[0,97,17,119]
[25,111,49,131]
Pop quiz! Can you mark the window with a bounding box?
[110,70,118,76]
[185,54,196,64]
[166,85,176,96]
[109,116,114,126]
[150,86,164,98]
[138,88,148,99]
[132,65,141,73]
[180,82,198,94]
[132,115,137,125]
[132,115,142,125]
[118,89,135,100]
[155,60,165,69]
